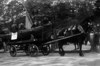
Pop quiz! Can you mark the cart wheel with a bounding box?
[41,45,50,56]
[29,44,39,57]
[10,45,17,57]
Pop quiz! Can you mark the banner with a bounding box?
[25,15,32,29]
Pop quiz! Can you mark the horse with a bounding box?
[70,25,80,50]
[57,20,93,56]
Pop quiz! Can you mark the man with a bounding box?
[11,24,18,33]
[18,23,25,30]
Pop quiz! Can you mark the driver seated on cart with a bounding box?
[11,24,18,33]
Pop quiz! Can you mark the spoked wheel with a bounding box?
[41,45,50,56]
[29,44,39,57]
[9,45,17,57]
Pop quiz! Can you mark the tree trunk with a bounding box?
[3,42,7,52]
[95,33,100,52]
[90,32,100,52]
[90,32,96,52]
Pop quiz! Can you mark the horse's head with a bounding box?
[80,20,94,34]
[86,21,94,33]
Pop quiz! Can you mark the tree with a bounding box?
[0,0,96,31]
[6,0,25,22]
[25,0,95,27]
[0,0,4,16]
[0,0,26,32]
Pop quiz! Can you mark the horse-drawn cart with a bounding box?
[7,0,93,57]
[7,19,93,57]
[7,25,52,57]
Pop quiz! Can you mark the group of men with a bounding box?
[11,23,25,33]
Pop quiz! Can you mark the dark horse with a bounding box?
[57,20,93,56]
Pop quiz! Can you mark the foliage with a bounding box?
[0,0,4,16]
[0,0,98,29]
[0,0,25,32]
[4,0,25,22]
[0,0,25,23]
[25,0,96,27]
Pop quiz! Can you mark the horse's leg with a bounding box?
[58,41,65,56]
[84,37,88,45]
[74,43,79,50]
[79,43,84,56]
[77,43,79,49]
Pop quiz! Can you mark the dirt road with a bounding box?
[0,45,100,66]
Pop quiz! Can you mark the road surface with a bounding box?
[0,44,100,66]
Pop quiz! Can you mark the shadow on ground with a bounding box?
[53,49,91,53]
[9,49,92,57]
